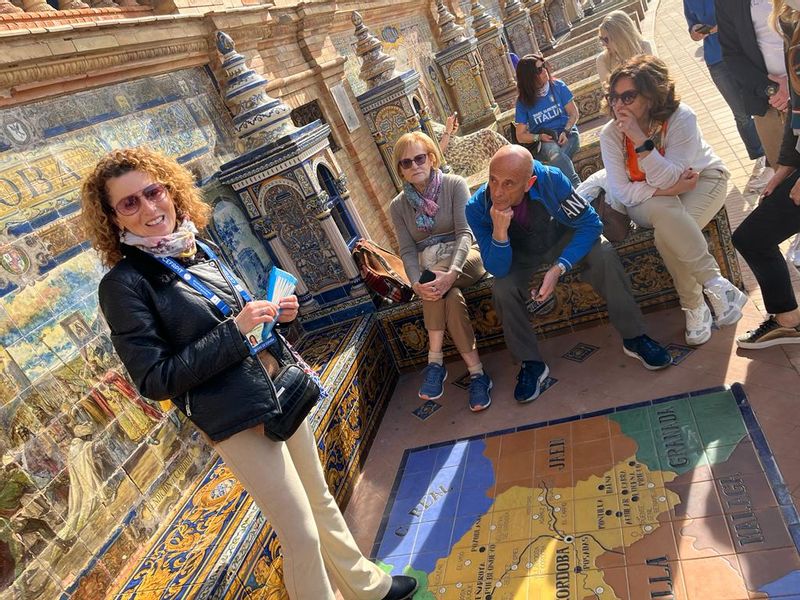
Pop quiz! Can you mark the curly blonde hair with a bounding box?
[81,147,210,266]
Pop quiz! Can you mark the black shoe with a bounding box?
[382,575,418,600]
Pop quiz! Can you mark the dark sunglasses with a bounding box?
[398,153,429,170]
[599,35,610,44]
[112,182,168,216]
[534,63,546,74]
[606,89,640,106]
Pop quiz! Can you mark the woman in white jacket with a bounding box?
[599,55,747,345]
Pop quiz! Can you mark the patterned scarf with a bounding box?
[404,168,443,232]
[623,121,668,182]
[120,218,198,258]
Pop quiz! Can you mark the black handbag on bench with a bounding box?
[263,362,321,442]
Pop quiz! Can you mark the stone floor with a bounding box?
[341,0,800,597]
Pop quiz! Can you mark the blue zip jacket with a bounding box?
[683,0,722,66]
[465,161,602,278]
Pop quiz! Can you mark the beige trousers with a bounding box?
[421,247,485,354]
[754,108,786,168]
[626,169,729,309]
[213,421,392,600]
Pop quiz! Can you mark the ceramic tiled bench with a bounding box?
[376,207,742,371]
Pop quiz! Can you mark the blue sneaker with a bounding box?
[623,334,672,370]
[468,373,492,412]
[514,361,550,403]
[419,363,447,400]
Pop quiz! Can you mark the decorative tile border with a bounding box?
[561,342,600,363]
[413,400,443,421]
[666,343,695,365]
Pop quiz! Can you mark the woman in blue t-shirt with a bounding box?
[514,54,582,185]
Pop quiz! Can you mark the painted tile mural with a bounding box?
[333,13,454,123]
[0,67,243,598]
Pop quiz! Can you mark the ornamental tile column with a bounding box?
[214,32,370,319]
[502,0,541,59]
[351,11,442,192]
[524,0,556,51]
[434,0,499,134]
[563,0,584,24]
[470,0,517,110]
[545,0,572,38]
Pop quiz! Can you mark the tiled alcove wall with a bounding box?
[0,66,241,598]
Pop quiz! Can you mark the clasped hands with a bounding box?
[413,270,457,301]
[234,295,299,334]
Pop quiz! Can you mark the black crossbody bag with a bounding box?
[263,360,321,441]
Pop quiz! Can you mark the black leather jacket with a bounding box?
[98,242,289,442]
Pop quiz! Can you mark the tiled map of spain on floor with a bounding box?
[373,385,800,599]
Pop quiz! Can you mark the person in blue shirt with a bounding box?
[684,0,767,189]
[466,145,672,403]
[514,54,582,186]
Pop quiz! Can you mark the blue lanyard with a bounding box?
[155,240,252,317]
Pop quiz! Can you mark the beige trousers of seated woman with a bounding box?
[213,420,392,600]
[626,168,729,309]
[421,247,485,354]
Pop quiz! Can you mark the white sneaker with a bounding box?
[785,234,800,268]
[703,277,748,327]
[750,156,767,177]
[684,303,713,345]
[746,161,773,194]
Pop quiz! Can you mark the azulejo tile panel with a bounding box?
[0,66,241,599]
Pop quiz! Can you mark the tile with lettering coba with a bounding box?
[372,386,800,599]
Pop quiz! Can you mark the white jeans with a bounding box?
[626,169,729,309]
[214,420,392,600]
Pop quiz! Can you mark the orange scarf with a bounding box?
[623,121,668,182]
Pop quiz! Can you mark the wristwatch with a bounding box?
[634,139,655,153]
[765,83,779,97]
[554,262,567,276]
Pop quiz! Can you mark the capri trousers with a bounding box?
[421,247,486,354]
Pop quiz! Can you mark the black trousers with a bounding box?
[732,170,800,315]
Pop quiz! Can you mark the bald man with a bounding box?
[466,146,671,403]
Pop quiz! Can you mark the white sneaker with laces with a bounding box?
[746,160,773,194]
[703,277,747,327]
[684,303,713,345]
[750,156,767,177]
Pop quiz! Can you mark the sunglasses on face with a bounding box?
[399,153,429,170]
[534,63,546,74]
[112,182,168,216]
[599,35,610,44]
[607,89,640,106]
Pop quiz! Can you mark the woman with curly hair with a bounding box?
[596,10,654,84]
[81,147,417,600]
[514,53,582,186]
[599,55,747,346]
